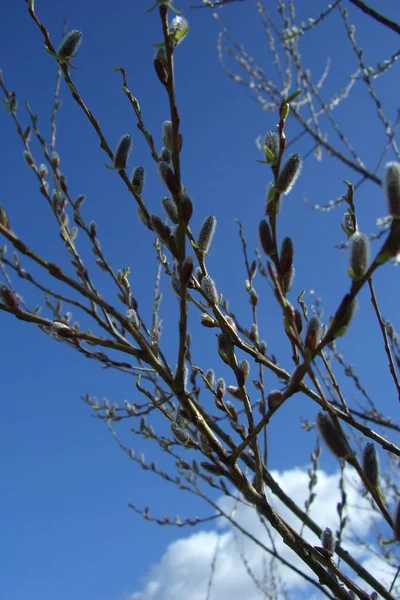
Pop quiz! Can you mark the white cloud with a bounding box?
[130,467,395,600]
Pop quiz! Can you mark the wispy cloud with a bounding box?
[130,467,395,600]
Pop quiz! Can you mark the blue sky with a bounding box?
[1,1,399,599]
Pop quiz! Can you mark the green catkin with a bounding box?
[275,153,302,195]
[113,135,132,171]
[197,216,217,254]
[57,30,82,61]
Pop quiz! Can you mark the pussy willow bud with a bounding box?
[158,161,179,195]
[294,309,303,334]
[324,295,358,343]
[264,131,279,164]
[281,265,295,294]
[0,285,19,309]
[132,166,145,194]
[205,369,215,387]
[267,390,283,410]
[363,443,380,488]
[180,255,193,285]
[201,461,225,476]
[198,431,213,456]
[259,219,275,256]
[197,216,217,254]
[160,146,171,164]
[216,378,226,399]
[151,215,171,244]
[154,47,168,86]
[321,527,334,555]
[227,386,244,401]
[280,236,294,276]
[161,196,179,224]
[0,205,10,230]
[180,192,193,223]
[169,15,189,47]
[57,30,82,61]
[225,401,238,422]
[23,150,34,167]
[259,340,267,355]
[7,91,17,113]
[384,162,400,219]
[225,316,238,334]
[305,316,321,352]
[113,135,132,171]
[162,121,174,151]
[217,334,235,367]
[342,210,356,238]
[201,275,218,304]
[175,405,189,428]
[249,288,258,307]
[349,232,369,281]
[200,313,216,328]
[238,359,250,384]
[126,308,140,330]
[275,153,302,195]
[250,323,259,344]
[170,422,190,445]
[316,412,351,459]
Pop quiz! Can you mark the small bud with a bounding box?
[321,527,334,555]
[126,309,140,330]
[0,205,10,230]
[154,47,168,86]
[294,309,303,334]
[181,192,193,223]
[363,443,380,488]
[267,390,283,410]
[23,126,31,142]
[217,334,235,367]
[151,215,171,244]
[57,30,82,61]
[175,405,189,428]
[349,232,369,281]
[180,255,194,285]
[259,219,275,256]
[160,146,171,164]
[162,121,174,151]
[249,288,258,307]
[238,358,250,384]
[225,316,238,334]
[50,151,60,169]
[201,461,225,476]
[249,323,259,344]
[198,431,213,456]
[280,236,294,276]
[161,196,179,224]
[341,210,356,238]
[316,412,351,459]
[383,162,400,219]
[0,285,19,309]
[169,15,189,47]
[51,321,75,338]
[275,154,302,195]
[200,312,217,328]
[38,164,48,179]
[158,161,179,195]
[304,316,321,352]
[227,386,243,400]
[201,275,218,304]
[281,265,295,294]
[259,340,267,355]
[264,131,279,164]
[324,295,358,342]
[132,166,145,194]
[197,216,217,254]
[6,91,17,113]
[216,378,226,399]
[225,401,238,421]
[205,369,215,387]
[171,422,190,445]
[113,135,132,171]
[23,150,34,167]
[136,206,151,229]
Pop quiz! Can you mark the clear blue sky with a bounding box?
[0,1,399,599]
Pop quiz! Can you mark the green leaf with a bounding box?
[174,25,190,42]
[264,145,276,164]
[284,90,302,104]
